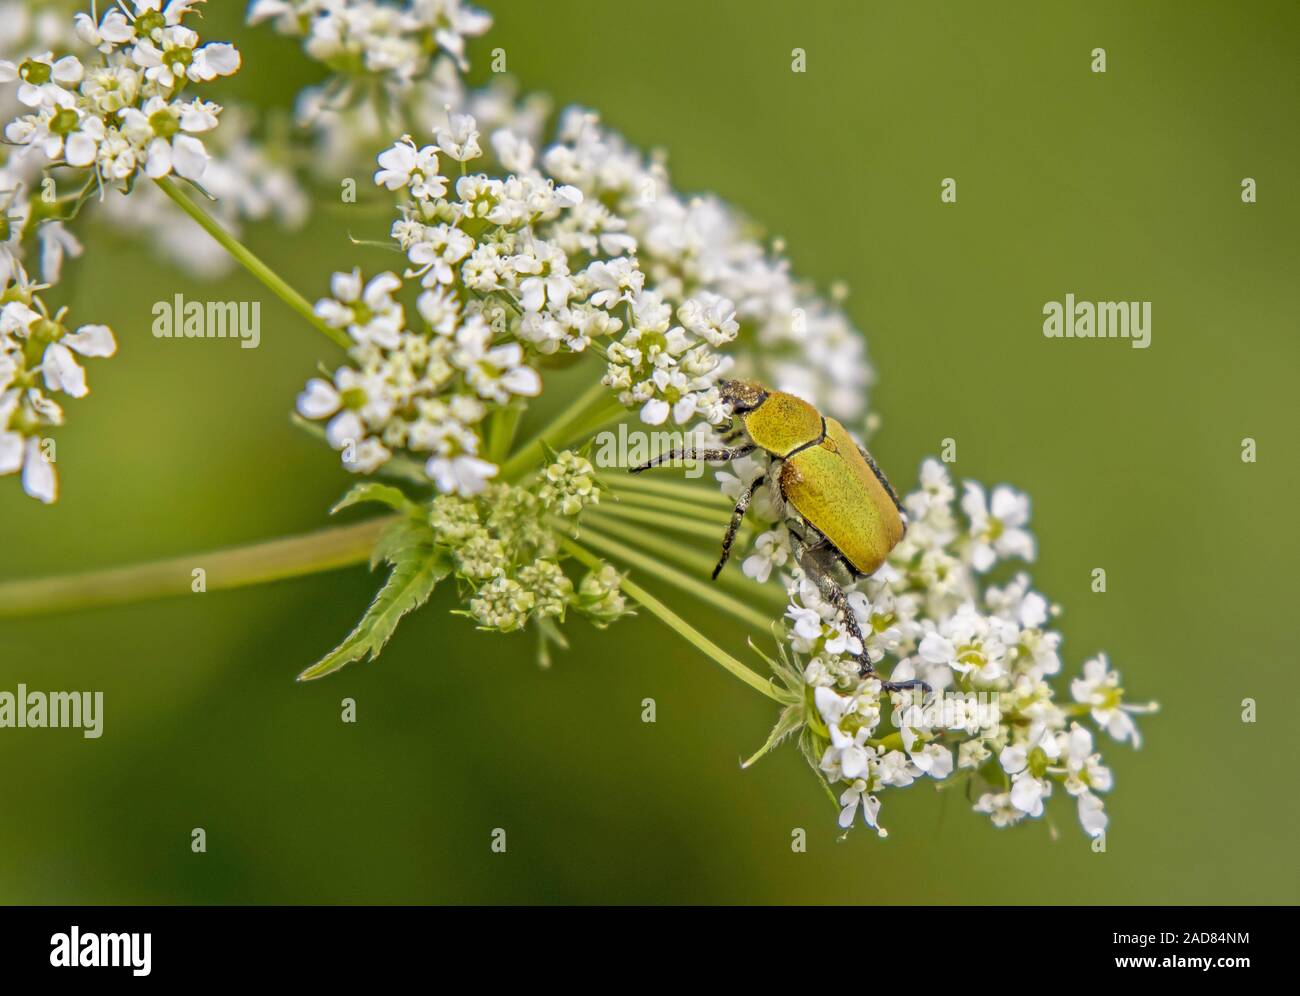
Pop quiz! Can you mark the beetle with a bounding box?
[630,379,927,692]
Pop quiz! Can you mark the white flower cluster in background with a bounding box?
[0,3,311,503]
[97,105,309,278]
[0,261,115,502]
[750,458,1155,839]
[248,1,875,429]
[2,1,241,186]
[247,0,492,161]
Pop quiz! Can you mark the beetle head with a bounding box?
[718,379,768,415]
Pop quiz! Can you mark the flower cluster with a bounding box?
[746,458,1155,840]
[0,261,115,502]
[426,458,628,634]
[245,0,542,181]
[2,2,241,188]
[295,111,748,491]
[251,0,491,73]
[542,108,874,425]
[250,3,873,428]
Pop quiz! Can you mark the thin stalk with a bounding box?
[559,536,778,701]
[154,176,352,351]
[500,378,626,482]
[585,503,727,541]
[610,473,733,505]
[0,519,389,619]
[603,489,735,526]
[572,521,773,631]
[575,513,786,612]
[486,403,524,464]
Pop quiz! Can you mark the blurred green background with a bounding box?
[1,0,1296,904]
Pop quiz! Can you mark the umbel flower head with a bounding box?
[2,1,241,187]
[741,459,1157,840]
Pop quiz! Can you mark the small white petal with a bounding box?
[296,378,340,419]
[22,437,56,503]
[170,134,208,180]
[64,324,116,358]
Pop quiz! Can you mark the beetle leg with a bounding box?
[792,538,931,694]
[628,444,755,474]
[712,475,764,579]
[879,678,931,694]
[792,539,872,666]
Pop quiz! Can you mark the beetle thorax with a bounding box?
[739,390,824,459]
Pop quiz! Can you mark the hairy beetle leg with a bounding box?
[712,475,765,579]
[628,444,755,474]
[879,678,932,695]
[855,658,932,694]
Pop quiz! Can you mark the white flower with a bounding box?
[407,224,474,287]
[1008,771,1050,817]
[1077,792,1108,838]
[40,324,117,398]
[910,742,953,779]
[742,529,789,583]
[375,136,447,198]
[1060,722,1113,796]
[315,269,405,348]
[838,779,885,835]
[38,222,83,284]
[0,411,57,503]
[426,453,497,496]
[1071,654,1151,747]
[451,317,541,402]
[435,112,481,162]
[962,482,1036,571]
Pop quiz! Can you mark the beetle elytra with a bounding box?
[630,379,927,692]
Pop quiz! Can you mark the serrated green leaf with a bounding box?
[331,482,417,516]
[297,543,450,682]
[742,703,804,769]
[369,516,435,570]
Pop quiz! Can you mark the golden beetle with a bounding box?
[631,379,926,692]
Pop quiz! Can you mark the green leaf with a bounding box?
[297,540,450,682]
[742,703,805,769]
[331,482,417,516]
[369,516,432,570]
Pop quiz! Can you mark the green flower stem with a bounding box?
[0,519,389,619]
[610,473,732,506]
[572,521,772,631]
[154,176,352,351]
[605,489,736,526]
[500,379,627,482]
[558,535,779,702]
[486,403,524,464]
[572,513,786,612]
[583,503,728,541]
